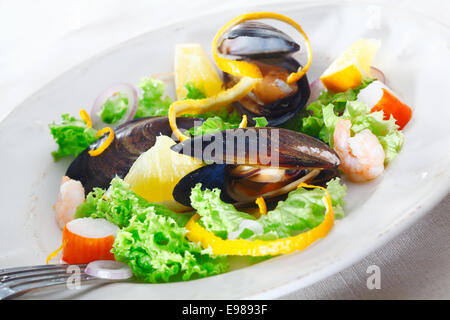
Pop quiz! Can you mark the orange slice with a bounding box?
[320,39,380,92]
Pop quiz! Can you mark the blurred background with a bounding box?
[0,0,449,299]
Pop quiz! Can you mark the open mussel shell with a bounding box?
[172,163,235,206]
[218,21,300,58]
[171,127,340,169]
[66,116,201,194]
[171,127,340,206]
[172,164,339,207]
[218,21,310,126]
[224,57,310,126]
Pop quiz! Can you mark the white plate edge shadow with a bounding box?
[2,0,450,299]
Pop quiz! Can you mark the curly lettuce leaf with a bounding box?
[98,93,129,124]
[75,177,190,228]
[319,102,404,163]
[76,177,227,283]
[190,178,346,240]
[190,185,255,239]
[134,77,173,117]
[48,114,98,160]
[111,207,228,283]
[188,116,240,136]
[299,78,403,164]
[254,117,269,127]
[184,82,207,100]
[188,113,268,136]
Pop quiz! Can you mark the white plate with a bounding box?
[1,1,449,299]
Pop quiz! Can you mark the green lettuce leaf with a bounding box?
[190,185,255,239]
[188,113,268,136]
[254,117,269,127]
[134,77,173,117]
[184,82,207,100]
[299,79,404,164]
[49,114,98,160]
[190,178,346,240]
[111,207,229,283]
[76,177,228,283]
[98,93,129,124]
[188,116,240,136]
[320,102,404,164]
[75,177,190,228]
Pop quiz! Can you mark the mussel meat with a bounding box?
[66,116,201,193]
[171,127,340,206]
[217,21,310,126]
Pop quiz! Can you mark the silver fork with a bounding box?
[0,264,102,299]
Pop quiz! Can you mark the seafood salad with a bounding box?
[47,12,412,282]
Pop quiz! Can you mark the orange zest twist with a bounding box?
[168,77,258,141]
[79,109,92,128]
[88,127,115,157]
[46,240,68,264]
[255,196,267,215]
[169,12,312,142]
[185,183,334,256]
[212,12,313,84]
[238,115,248,128]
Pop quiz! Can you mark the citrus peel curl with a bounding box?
[169,12,312,141]
[185,182,333,256]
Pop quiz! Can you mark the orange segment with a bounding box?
[320,39,380,92]
[124,135,204,212]
[320,64,363,93]
[174,43,224,100]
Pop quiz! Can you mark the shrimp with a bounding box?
[333,119,385,182]
[54,176,85,230]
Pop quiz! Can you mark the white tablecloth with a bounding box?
[1,0,448,299]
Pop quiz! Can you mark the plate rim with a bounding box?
[2,0,450,299]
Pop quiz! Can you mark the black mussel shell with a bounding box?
[224,57,310,126]
[172,164,235,206]
[171,127,340,169]
[218,21,300,58]
[173,163,340,207]
[66,116,201,194]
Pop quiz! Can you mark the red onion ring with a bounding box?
[306,78,325,106]
[85,260,133,280]
[370,67,387,85]
[90,83,138,129]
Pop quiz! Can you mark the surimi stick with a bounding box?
[357,80,412,130]
[62,218,118,264]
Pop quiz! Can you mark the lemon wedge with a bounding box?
[174,43,224,100]
[320,39,380,92]
[124,135,203,212]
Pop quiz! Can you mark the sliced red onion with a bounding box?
[90,83,138,129]
[370,67,387,84]
[306,79,325,106]
[85,260,133,280]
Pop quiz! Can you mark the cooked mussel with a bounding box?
[217,21,310,126]
[171,127,340,206]
[66,116,201,193]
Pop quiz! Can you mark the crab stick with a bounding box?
[357,80,412,130]
[62,218,118,264]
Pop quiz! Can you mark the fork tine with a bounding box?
[0,264,86,278]
[0,270,99,300]
[1,265,87,284]
[6,268,87,288]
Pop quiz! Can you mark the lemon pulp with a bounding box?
[174,43,224,100]
[124,135,203,212]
